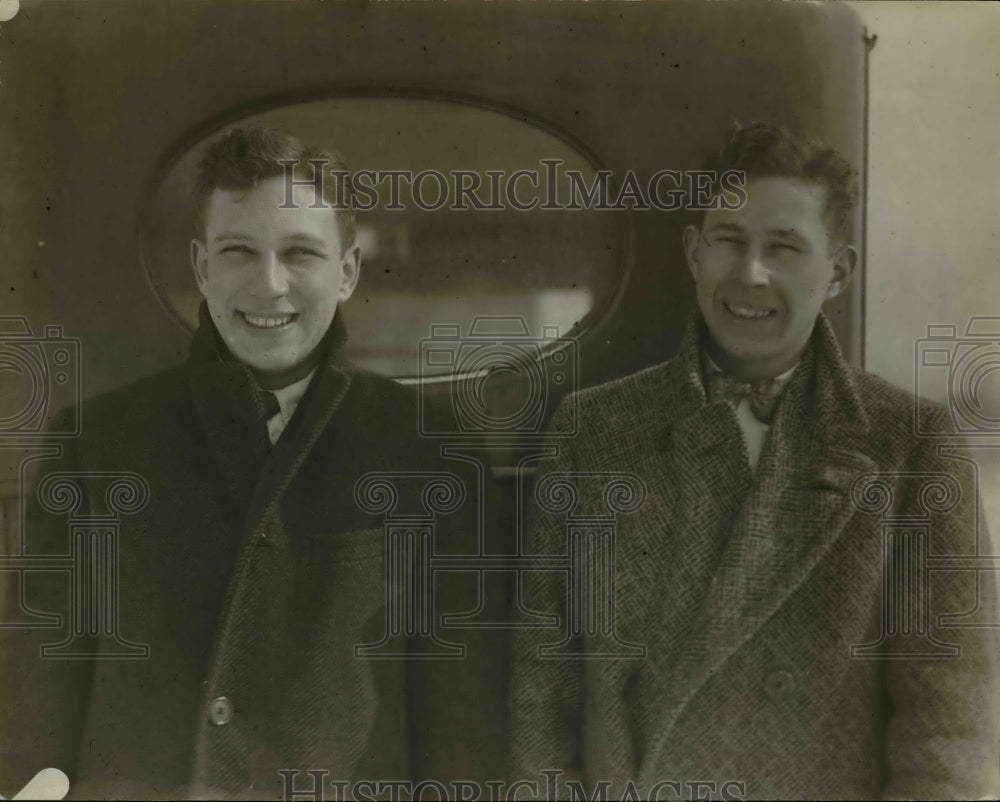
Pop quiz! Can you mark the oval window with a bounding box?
[141,96,626,379]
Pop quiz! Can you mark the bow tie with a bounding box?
[705,372,784,424]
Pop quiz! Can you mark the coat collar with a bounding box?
[653,311,871,452]
[186,304,352,531]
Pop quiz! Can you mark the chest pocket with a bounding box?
[296,526,388,645]
[236,525,405,780]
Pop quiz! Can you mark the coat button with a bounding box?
[764,670,795,700]
[208,696,234,726]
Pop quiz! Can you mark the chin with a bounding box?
[711,332,784,366]
[257,355,300,375]
[229,348,291,374]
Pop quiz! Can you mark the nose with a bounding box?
[734,246,770,288]
[251,252,289,298]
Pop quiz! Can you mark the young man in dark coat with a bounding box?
[1,128,503,799]
[510,122,1000,800]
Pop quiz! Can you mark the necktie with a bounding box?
[256,390,281,447]
[258,390,280,420]
[705,372,784,424]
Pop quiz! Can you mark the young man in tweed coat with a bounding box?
[510,122,1000,800]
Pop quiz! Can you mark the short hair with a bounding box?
[700,120,859,247]
[193,126,356,252]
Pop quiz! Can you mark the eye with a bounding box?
[285,247,324,259]
[219,244,254,256]
[770,242,803,253]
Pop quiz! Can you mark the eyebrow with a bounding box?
[705,224,810,245]
[210,233,329,248]
[705,222,745,234]
[766,228,806,239]
[282,234,328,248]
[212,232,252,243]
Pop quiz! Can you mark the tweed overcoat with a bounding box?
[510,314,999,800]
[0,313,504,799]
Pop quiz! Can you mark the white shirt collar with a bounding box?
[264,369,317,444]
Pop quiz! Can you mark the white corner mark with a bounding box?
[1,768,69,801]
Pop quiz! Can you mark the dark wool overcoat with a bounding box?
[510,314,1000,800]
[1,313,505,799]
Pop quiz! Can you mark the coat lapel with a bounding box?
[187,321,271,519]
[620,318,755,755]
[607,354,695,645]
[642,317,749,624]
[245,362,351,539]
[637,314,880,787]
[186,305,353,539]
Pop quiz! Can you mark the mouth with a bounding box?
[723,301,776,321]
[240,311,298,330]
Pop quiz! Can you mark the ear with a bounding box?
[682,225,703,282]
[191,238,209,294]
[824,243,858,301]
[337,243,362,302]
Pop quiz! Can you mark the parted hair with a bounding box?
[702,120,859,246]
[193,126,356,251]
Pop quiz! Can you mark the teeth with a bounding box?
[726,303,773,319]
[243,313,293,329]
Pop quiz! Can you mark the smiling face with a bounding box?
[683,176,856,380]
[191,176,360,385]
